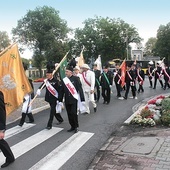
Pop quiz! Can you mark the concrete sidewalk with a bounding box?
[88,96,170,170]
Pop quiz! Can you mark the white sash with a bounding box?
[22,94,32,113]
[63,77,78,100]
[44,79,58,98]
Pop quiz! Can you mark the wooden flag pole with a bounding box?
[29,51,69,106]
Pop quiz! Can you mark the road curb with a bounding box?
[123,93,170,125]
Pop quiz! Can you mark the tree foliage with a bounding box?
[144,37,157,56]
[72,17,142,64]
[12,6,70,76]
[0,31,11,52]
[155,23,170,62]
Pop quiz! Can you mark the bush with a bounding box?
[161,110,170,126]
[161,98,170,111]
[140,108,153,119]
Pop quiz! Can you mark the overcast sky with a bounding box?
[1,0,170,59]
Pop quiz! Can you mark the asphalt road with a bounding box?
[4,78,166,170]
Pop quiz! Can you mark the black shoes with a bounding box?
[94,107,97,112]
[74,128,79,133]
[56,121,63,125]
[67,128,75,132]
[46,126,52,130]
[67,128,79,133]
[1,159,15,168]
[103,101,106,104]
[82,112,89,115]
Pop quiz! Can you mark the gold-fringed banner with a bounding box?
[0,43,32,115]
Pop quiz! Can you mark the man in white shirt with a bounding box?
[81,64,97,114]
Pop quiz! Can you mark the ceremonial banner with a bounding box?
[59,57,67,79]
[0,43,32,115]
[94,55,102,73]
[77,46,85,67]
[120,59,126,87]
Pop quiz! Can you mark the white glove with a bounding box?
[81,101,86,105]
[109,85,112,88]
[58,102,63,106]
[36,89,41,96]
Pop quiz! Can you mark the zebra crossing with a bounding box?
[0,123,94,170]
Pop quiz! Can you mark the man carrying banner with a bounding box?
[0,91,15,168]
[59,65,85,133]
[100,65,113,104]
[36,61,64,129]
[81,64,97,114]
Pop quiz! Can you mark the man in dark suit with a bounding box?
[93,64,101,102]
[100,65,113,104]
[146,61,154,88]
[153,61,164,89]
[36,61,64,129]
[59,65,85,133]
[124,63,137,99]
[0,91,15,168]
[137,65,145,93]
[114,63,122,98]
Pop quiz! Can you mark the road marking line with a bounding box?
[29,131,94,170]
[5,123,35,139]
[0,127,63,165]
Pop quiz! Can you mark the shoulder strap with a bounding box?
[103,72,110,86]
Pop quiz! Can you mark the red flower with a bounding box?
[148,99,156,105]
[156,95,165,99]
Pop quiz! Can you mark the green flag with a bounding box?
[60,57,67,79]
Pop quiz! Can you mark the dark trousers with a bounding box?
[164,79,170,89]
[65,103,78,129]
[94,85,100,101]
[47,102,63,127]
[125,83,136,98]
[0,139,15,162]
[148,76,153,87]
[138,84,144,92]
[102,87,111,103]
[154,78,163,89]
[115,81,121,97]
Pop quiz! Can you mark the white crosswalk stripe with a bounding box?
[5,123,35,139]
[0,125,94,169]
[0,127,63,165]
[29,131,94,170]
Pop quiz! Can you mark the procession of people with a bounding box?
[1,56,170,168]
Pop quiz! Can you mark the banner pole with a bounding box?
[29,51,69,106]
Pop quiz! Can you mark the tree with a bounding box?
[0,31,11,52]
[12,6,70,77]
[155,23,170,62]
[72,17,142,64]
[144,37,157,56]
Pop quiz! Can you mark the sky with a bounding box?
[0,0,170,59]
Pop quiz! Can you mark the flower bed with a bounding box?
[130,95,170,127]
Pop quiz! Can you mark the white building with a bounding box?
[131,50,143,60]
